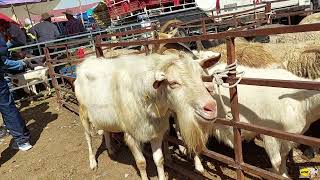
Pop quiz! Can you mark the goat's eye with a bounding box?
[168,81,181,89]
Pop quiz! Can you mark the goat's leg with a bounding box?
[79,105,97,170]
[44,80,51,96]
[194,154,205,174]
[104,132,119,155]
[25,84,35,105]
[31,84,38,95]
[124,133,148,180]
[151,136,166,180]
[263,135,289,178]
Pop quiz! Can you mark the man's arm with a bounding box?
[29,26,37,38]
[53,24,61,38]
[1,57,26,71]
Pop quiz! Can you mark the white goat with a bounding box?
[189,64,320,178]
[74,53,220,180]
[10,66,51,97]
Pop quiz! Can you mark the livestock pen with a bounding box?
[45,22,320,180]
[93,24,320,179]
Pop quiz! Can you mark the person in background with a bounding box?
[0,19,27,47]
[63,9,86,35]
[0,33,32,151]
[23,18,36,42]
[29,13,60,43]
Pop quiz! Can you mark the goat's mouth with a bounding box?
[195,109,217,122]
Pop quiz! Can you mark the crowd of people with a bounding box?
[0,10,86,152]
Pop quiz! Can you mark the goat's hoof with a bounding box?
[195,165,205,175]
[90,160,98,171]
[178,145,187,156]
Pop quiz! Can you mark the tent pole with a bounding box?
[10,4,22,25]
[78,0,85,25]
[25,3,34,26]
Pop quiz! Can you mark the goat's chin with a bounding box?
[175,110,209,154]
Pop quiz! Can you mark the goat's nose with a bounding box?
[203,101,217,118]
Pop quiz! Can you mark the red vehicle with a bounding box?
[105,0,205,26]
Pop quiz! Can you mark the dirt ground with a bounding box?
[0,97,319,180]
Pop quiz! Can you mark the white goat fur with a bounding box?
[75,54,217,180]
[190,64,320,177]
[10,66,51,96]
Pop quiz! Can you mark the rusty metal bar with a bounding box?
[95,35,104,57]
[60,100,79,114]
[233,78,320,90]
[214,118,320,149]
[96,26,156,40]
[56,86,75,96]
[47,58,82,63]
[45,48,62,107]
[202,76,320,91]
[241,163,286,180]
[273,8,320,19]
[201,19,207,34]
[226,37,244,180]
[96,23,320,48]
[46,39,91,49]
[236,122,320,147]
[229,19,268,32]
[167,135,286,179]
[178,5,266,27]
[288,15,291,26]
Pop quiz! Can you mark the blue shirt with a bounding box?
[0,35,25,78]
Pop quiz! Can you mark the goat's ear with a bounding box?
[197,53,221,69]
[153,71,167,89]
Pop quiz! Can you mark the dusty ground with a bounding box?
[0,98,165,180]
[0,97,319,180]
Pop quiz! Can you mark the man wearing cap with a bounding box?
[63,9,86,35]
[29,13,60,43]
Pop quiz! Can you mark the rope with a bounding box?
[210,60,245,120]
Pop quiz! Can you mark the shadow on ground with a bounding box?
[0,101,58,166]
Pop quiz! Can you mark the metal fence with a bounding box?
[93,23,320,180]
[41,9,320,179]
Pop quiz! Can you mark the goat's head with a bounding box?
[152,53,221,152]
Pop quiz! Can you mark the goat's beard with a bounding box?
[175,106,209,154]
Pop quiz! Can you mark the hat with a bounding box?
[24,18,32,25]
[63,9,74,16]
[41,13,53,21]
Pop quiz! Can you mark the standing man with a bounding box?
[63,9,86,35]
[0,19,27,47]
[0,34,32,151]
[29,13,60,43]
[24,18,36,42]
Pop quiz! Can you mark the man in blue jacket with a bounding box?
[0,33,32,151]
